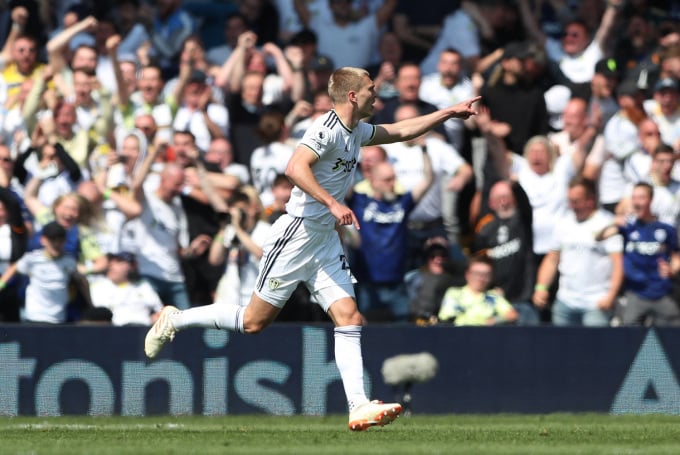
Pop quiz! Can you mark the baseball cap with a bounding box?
[107,251,136,263]
[594,58,619,79]
[41,221,67,241]
[654,77,679,92]
[310,54,334,72]
[617,79,644,97]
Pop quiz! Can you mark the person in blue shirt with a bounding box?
[347,139,433,321]
[597,182,680,326]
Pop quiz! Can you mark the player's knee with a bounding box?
[243,319,270,334]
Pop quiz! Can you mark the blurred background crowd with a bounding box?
[0,0,678,328]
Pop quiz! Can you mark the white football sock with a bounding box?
[170,303,245,333]
[334,325,369,411]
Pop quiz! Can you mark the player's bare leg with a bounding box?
[145,294,280,358]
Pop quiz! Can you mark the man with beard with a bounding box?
[347,145,433,322]
[473,180,539,325]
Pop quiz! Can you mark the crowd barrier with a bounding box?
[1,324,678,416]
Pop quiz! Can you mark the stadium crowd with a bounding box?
[0,0,678,328]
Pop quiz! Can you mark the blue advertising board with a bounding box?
[0,325,678,416]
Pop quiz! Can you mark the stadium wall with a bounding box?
[1,325,679,416]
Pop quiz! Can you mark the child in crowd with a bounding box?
[0,221,91,323]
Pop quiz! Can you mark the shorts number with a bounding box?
[339,254,349,270]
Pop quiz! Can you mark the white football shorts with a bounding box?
[254,214,356,311]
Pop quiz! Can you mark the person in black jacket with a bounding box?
[0,184,28,322]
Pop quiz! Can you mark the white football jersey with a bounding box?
[286,110,375,225]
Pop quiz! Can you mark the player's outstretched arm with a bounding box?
[370,96,481,145]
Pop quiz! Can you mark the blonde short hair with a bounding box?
[328,67,369,104]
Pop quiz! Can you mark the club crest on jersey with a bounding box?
[268,278,281,290]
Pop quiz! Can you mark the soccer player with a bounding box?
[144,67,480,430]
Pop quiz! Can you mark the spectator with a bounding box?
[0,221,92,324]
[617,144,680,227]
[517,0,622,93]
[249,110,294,207]
[0,186,28,322]
[533,176,624,326]
[587,58,620,132]
[587,80,647,212]
[0,18,42,107]
[204,137,250,184]
[382,103,473,270]
[216,30,294,107]
[238,0,280,47]
[126,157,208,310]
[205,12,248,67]
[46,15,99,101]
[263,173,293,224]
[438,255,518,326]
[347,147,433,322]
[473,180,539,325]
[370,62,439,127]
[511,135,583,263]
[419,0,515,76]
[137,0,194,79]
[597,182,680,327]
[367,31,404,100]
[172,68,229,152]
[419,47,476,152]
[122,64,176,145]
[112,0,151,58]
[210,187,271,307]
[479,41,551,155]
[21,142,82,210]
[287,88,333,141]
[621,118,663,185]
[391,0,457,64]
[549,97,602,170]
[292,0,397,69]
[643,78,680,149]
[406,239,463,325]
[88,251,164,326]
[23,175,108,278]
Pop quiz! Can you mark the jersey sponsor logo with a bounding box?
[363,202,405,223]
[487,238,521,259]
[332,157,357,173]
[625,240,665,256]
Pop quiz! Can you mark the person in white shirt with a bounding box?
[172,69,229,152]
[249,111,294,207]
[89,251,163,326]
[0,221,91,324]
[533,176,624,326]
[419,48,475,152]
[517,0,622,87]
[292,0,396,69]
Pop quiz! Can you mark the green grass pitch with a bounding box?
[2,414,680,454]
